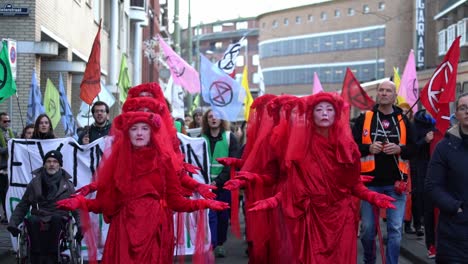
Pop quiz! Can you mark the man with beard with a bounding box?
[79,101,112,144]
[7,150,81,264]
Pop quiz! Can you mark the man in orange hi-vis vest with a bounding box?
[352,80,415,264]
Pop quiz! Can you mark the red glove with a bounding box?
[235,171,265,183]
[223,179,246,191]
[216,157,244,168]
[351,183,396,209]
[56,195,87,211]
[360,175,374,183]
[73,182,98,197]
[249,193,281,212]
[196,184,217,200]
[183,163,201,174]
[197,199,230,211]
[372,193,397,209]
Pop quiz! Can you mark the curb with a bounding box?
[400,244,431,264]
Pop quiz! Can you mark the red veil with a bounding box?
[280,92,361,263]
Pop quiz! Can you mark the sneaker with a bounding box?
[427,245,436,259]
[214,246,226,258]
[404,224,416,234]
[416,227,424,237]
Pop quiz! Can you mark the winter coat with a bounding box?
[411,110,435,192]
[9,167,79,227]
[425,125,468,262]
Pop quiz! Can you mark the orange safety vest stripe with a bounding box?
[360,111,408,174]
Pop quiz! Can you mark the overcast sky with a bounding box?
[170,0,331,29]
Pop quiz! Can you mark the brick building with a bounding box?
[0,0,160,134]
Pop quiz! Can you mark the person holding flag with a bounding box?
[352,80,415,264]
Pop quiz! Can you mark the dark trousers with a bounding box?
[209,189,231,247]
[26,215,65,264]
[0,173,8,218]
[423,191,436,249]
[411,190,424,228]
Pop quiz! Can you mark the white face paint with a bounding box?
[313,102,336,128]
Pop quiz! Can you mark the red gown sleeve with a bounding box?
[180,172,200,191]
[164,166,204,212]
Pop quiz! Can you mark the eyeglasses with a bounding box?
[2,120,10,123]
[457,105,468,112]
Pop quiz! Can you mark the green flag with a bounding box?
[44,78,61,129]
[189,93,200,115]
[118,53,131,103]
[0,41,17,103]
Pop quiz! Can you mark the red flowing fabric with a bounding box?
[86,112,210,264]
[280,92,362,264]
[241,95,296,264]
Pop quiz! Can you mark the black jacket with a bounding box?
[411,110,436,191]
[78,121,111,144]
[425,125,468,262]
[352,105,415,186]
[9,168,79,228]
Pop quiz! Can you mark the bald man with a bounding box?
[351,80,416,264]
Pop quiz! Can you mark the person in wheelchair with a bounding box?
[7,150,82,264]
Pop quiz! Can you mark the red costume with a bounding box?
[224,93,396,264]
[57,111,228,264]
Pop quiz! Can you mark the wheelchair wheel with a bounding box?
[16,228,29,264]
[67,220,82,264]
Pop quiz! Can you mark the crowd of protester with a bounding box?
[1,79,467,264]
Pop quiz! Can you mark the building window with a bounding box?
[262,22,266,28]
[284,18,289,25]
[237,55,244,67]
[253,72,260,84]
[321,12,327,20]
[378,2,385,11]
[348,8,355,16]
[272,20,278,28]
[215,42,223,50]
[93,0,101,23]
[308,15,314,22]
[296,16,301,24]
[363,5,370,14]
[236,21,248,30]
[252,54,259,66]
[335,10,340,17]
[457,19,467,46]
[447,24,456,48]
[438,29,446,55]
[213,25,222,32]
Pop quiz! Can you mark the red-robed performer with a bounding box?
[75,83,216,200]
[238,92,396,264]
[57,111,228,264]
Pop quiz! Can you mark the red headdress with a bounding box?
[127,82,165,102]
[285,92,358,166]
[96,111,183,218]
[122,97,167,114]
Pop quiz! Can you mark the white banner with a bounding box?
[6,133,211,257]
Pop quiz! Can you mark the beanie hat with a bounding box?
[43,150,63,167]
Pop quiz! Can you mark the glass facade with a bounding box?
[260,27,385,58]
[263,61,385,86]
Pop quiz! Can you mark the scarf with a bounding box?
[42,170,63,200]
